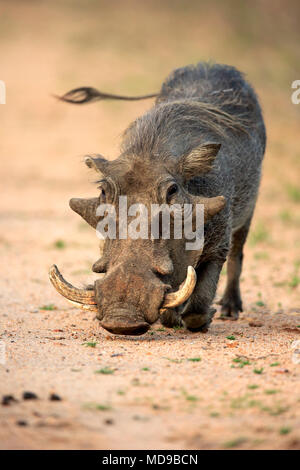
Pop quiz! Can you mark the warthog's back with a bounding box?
[158,62,266,148]
[122,62,266,233]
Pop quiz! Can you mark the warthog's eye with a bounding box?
[100,188,106,202]
[97,178,116,204]
[98,186,106,203]
[166,183,178,204]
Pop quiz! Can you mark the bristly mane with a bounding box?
[121,99,251,160]
[121,62,261,160]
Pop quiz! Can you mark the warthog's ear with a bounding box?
[178,143,221,181]
[85,155,109,177]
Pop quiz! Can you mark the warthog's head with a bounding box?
[50,142,225,335]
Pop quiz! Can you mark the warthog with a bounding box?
[49,62,266,335]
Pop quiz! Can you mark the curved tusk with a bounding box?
[161,266,197,309]
[49,265,98,312]
[65,299,98,312]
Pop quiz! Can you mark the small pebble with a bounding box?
[275,368,290,374]
[2,395,18,406]
[23,391,38,400]
[16,420,28,426]
[249,321,264,327]
[104,419,114,425]
[49,393,62,401]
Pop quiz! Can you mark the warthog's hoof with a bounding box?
[182,308,216,332]
[160,309,183,328]
[218,291,243,320]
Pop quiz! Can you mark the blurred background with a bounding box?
[1,0,300,185]
[1,0,300,450]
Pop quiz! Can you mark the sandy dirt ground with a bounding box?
[1,1,300,449]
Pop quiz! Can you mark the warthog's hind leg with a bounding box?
[219,217,252,320]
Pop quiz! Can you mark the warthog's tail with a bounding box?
[54,87,158,105]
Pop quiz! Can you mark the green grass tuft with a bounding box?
[185,394,198,402]
[279,426,291,435]
[289,274,300,289]
[249,222,269,246]
[84,402,111,411]
[254,251,269,260]
[232,357,250,368]
[163,357,184,364]
[39,304,57,311]
[173,325,184,331]
[286,184,300,203]
[95,367,114,375]
[224,437,248,448]
[53,239,66,249]
[279,210,292,223]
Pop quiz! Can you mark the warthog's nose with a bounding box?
[100,315,150,336]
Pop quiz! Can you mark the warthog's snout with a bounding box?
[48,265,197,336]
[100,312,150,336]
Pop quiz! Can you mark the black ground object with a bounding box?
[49,393,62,401]
[23,391,38,400]
[104,419,114,425]
[2,394,18,406]
[16,420,28,426]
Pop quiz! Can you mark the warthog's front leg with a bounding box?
[160,308,183,328]
[180,258,225,332]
